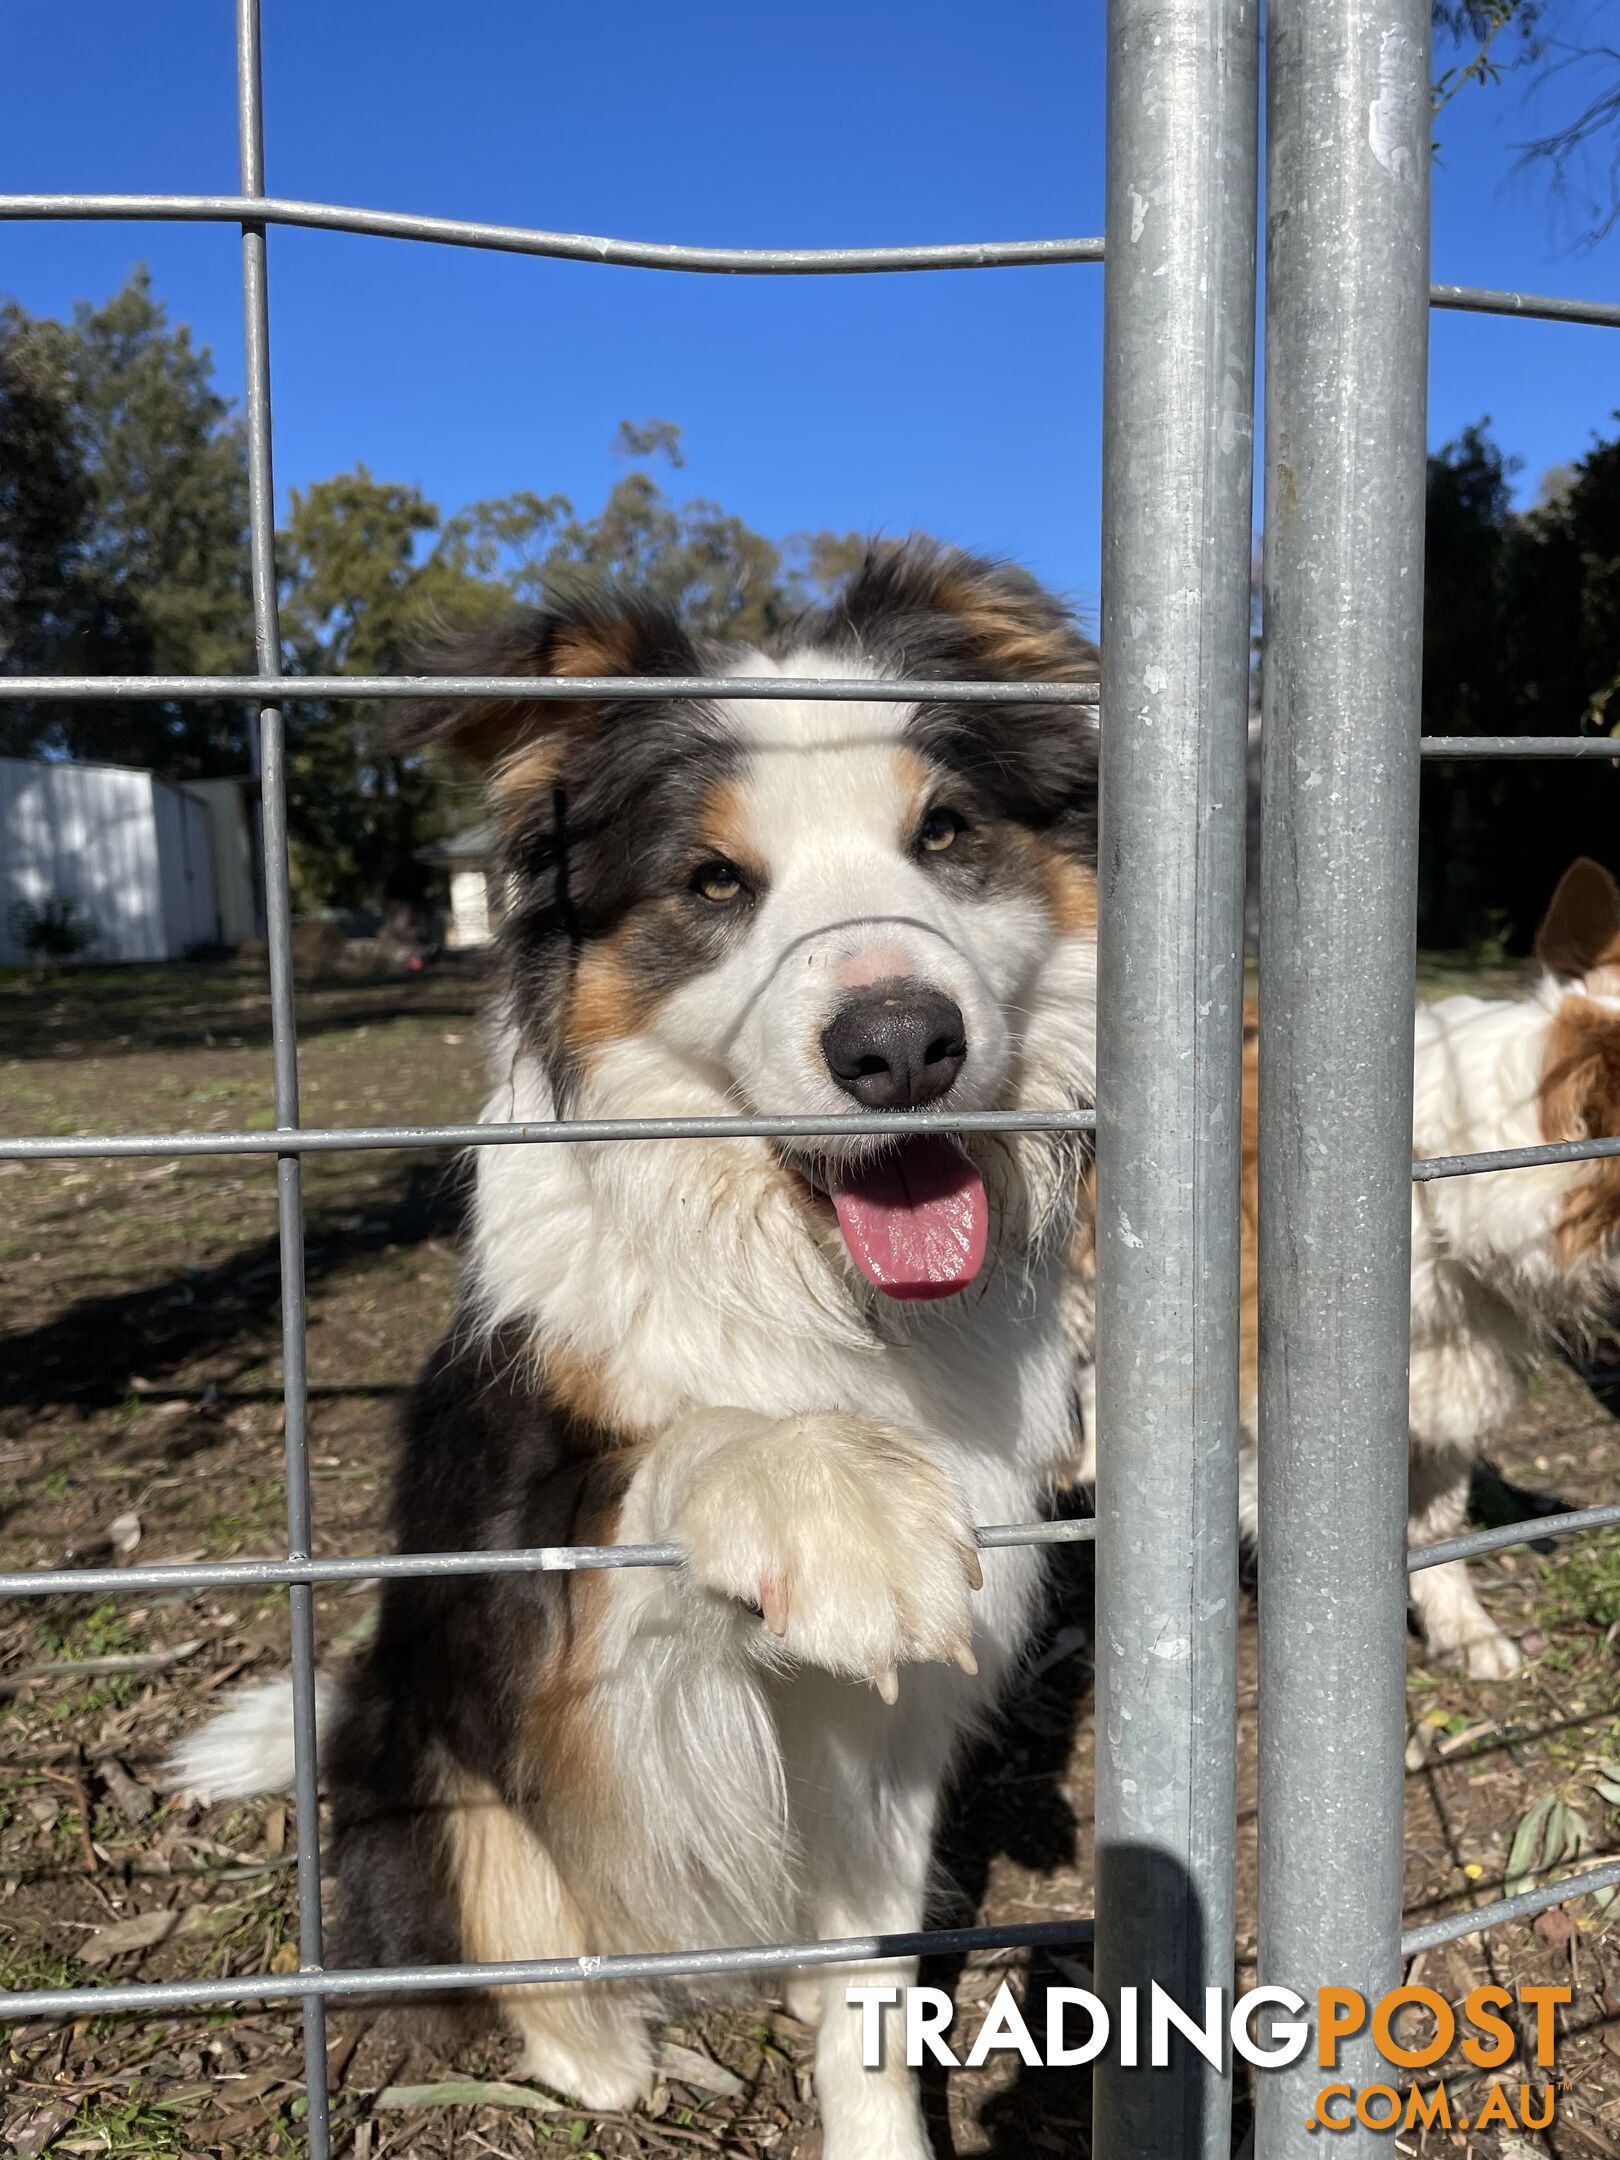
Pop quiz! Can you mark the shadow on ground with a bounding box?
[0,958,488,1063]
[0,1151,468,1430]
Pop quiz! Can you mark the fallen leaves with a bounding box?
[79,1906,177,1965]
[1531,1902,1576,1949]
[0,1636,204,1699]
[374,2080,561,2112]
[2,2099,78,2155]
[95,1755,155,1825]
[656,2039,746,2098]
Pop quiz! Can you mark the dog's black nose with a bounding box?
[821,980,967,1109]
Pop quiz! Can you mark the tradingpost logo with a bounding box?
[847,1979,1568,2131]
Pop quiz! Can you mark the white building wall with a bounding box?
[0,756,168,964]
[448,866,493,948]
[152,780,222,953]
[187,777,262,946]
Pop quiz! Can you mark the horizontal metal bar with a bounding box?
[0,1518,1094,1602]
[0,673,1100,708]
[4,682,1608,757]
[0,1915,1095,2022]
[4,1857,1610,2014]
[16,1116,1620,1181]
[1413,1133,1620,1182]
[26,1483,1617,1602]
[1407,1500,1620,1573]
[1419,736,1620,760]
[978,1519,1098,1550]
[3,195,1613,329]
[8,1864,1617,2015]
[0,1105,1096,1163]
[0,1544,674,1600]
[1400,1856,1620,1956]
[0,192,1105,275]
[1430,282,1620,331]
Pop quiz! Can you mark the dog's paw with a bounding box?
[782,1971,826,2028]
[1461,1626,1523,1683]
[1411,1560,1524,1684]
[1421,1608,1524,1682]
[672,1412,981,1700]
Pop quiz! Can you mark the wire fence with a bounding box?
[1,2,1617,2155]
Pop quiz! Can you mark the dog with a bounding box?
[1069,857,1620,1681]
[169,541,1102,2160]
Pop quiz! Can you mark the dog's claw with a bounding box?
[759,1577,791,1638]
[874,1666,900,1706]
[960,1542,984,1593]
[951,1640,979,1678]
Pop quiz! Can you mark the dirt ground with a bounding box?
[1,956,1618,2159]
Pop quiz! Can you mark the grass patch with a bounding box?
[37,1599,141,1661]
[0,1935,82,1993]
[70,2085,232,2159]
[1536,1529,1620,1633]
[1413,943,1529,1003]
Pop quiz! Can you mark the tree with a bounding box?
[1,271,253,774]
[274,425,869,906]
[277,468,494,906]
[4,270,869,907]
[1432,3,1620,242]
[1419,416,1620,950]
[1419,425,1518,944]
[1432,2,1544,119]
[440,421,864,642]
[0,305,150,759]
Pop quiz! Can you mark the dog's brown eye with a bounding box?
[694,860,746,904]
[919,808,964,854]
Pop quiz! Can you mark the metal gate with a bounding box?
[3,2,1620,2155]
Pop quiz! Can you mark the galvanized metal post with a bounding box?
[236,3,331,2153]
[1255,1,1430,2152]
[1094,3,1257,2154]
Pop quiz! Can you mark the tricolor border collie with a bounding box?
[174,542,1101,2160]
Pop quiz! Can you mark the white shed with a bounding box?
[420,822,503,950]
[0,755,261,966]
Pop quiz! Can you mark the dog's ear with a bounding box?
[1534,858,1620,980]
[826,538,1098,684]
[399,591,700,810]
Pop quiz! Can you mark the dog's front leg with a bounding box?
[783,1686,954,2160]
[1407,1439,1522,1680]
[614,1409,975,2158]
[808,1880,938,2159]
[623,1408,983,1697]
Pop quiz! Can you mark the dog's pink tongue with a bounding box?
[831,1137,988,1300]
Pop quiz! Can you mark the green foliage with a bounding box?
[2,270,253,774]
[1419,417,1620,949]
[277,467,476,907]
[0,303,146,750]
[271,421,864,905]
[38,1598,139,1659]
[1432,3,1542,118]
[1536,1529,1620,1633]
[9,891,96,963]
[1431,3,1620,242]
[0,270,870,907]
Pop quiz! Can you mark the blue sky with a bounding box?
[4,0,1617,624]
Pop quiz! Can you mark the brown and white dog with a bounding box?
[1073,857,1620,1681]
[170,542,1101,2160]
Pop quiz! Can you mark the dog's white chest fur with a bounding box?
[472,1046,1081,1514]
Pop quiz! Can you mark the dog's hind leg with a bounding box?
[445,1768,655,2111]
